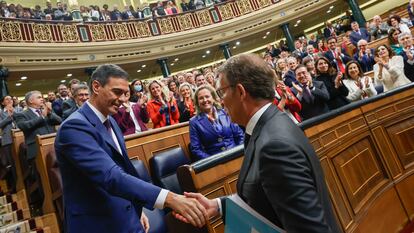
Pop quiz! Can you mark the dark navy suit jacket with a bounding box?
[55,103,161,233]
[349,28,371,46]
[189,109,244,160]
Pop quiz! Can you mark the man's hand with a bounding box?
[140,212,150,233]
[173,192,219,224]
[164,192,208,228]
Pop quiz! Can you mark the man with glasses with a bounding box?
[181,54,340,233]
[353,39,375,72]
[62,84,90,120]
[55,64,207,233]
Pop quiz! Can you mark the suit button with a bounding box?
[218,138,223,142]
[221,146,226,151]
[126,205,131,211]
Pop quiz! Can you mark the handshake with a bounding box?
[165,191,220,228]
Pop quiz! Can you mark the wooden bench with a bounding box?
[11,130,25,191]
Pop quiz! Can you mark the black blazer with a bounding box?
[292,80,330,121]
[14,109,61,160]
[399,50,414,82]
[223,105,341,233]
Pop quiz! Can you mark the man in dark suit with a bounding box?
[324,36,352,74]
[398,32,414,82]
[349,21,370,46]
[52,84,69,117]
[15,91,62,161]
[54,64,207,233]
[353,39,375,72]
[323,21,336,39]
[180,54,340,232]
[62,84,90,120]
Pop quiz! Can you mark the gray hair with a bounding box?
[73,84,89,96]
[24,90,41,105]
[357,39,368,46]
[398,32,412,42]
[89,64,129,90]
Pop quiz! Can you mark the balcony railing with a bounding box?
[0,0,280,43]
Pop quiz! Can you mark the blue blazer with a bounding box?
[349,28,370,46]
[189,109,244,160]
[55,103,161,233]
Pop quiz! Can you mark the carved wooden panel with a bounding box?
[332,137,388,213]
[386,117,414,169]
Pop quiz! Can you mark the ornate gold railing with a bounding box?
[0,0,280,43]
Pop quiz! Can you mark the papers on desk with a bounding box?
[225,194,285,233]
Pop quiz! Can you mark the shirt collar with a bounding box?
[29,107,39,113]
[86,101,107,123]
[245,103,271,135]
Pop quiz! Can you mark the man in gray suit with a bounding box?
[15,91,62,161]
[181,54,341,233]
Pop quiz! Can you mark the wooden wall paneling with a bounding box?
[384,116,414,169]
[351,187,408,233]
[395,173,414,221]
[11,130,25,191]
[125,145,147,169]
[320,158,353,231]
[331,133,389,214]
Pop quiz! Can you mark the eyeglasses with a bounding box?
[216,85,233,99]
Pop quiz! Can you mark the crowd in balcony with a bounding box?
[0,0,227,21]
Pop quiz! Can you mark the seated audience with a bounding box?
[273,76,302,123]
[373,44,411,92]
[370,15,390,40]
[398,32,414,82]
[409,0,414,25]
[302,56,317,77]
[147,80,180,128]
[168,79,180,100]
[177,82,195,122]
[292,65,330,120]
[195,74,207,87]
[354,39,375,72]
[343,61,377,101]
[189,85,243,160]
[52,84,69,117]
[62,84,90,120]
[129,79,146,103]
[389,28,403,55]
[283,57,299,87]
[349,21,370,46]
[113,90,149,135]
[323,21,337,39]
[388,14,411,34]
[205,72,215,86]
[314,57,349,110]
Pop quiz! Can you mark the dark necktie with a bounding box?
[244,133,251,149]
[36,109,42,117]
[302,85,314,104]
[103,119,111,134]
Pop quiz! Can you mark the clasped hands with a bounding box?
[165,192,219,228]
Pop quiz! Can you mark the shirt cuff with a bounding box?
[215,198,223,216]
[153,189,169,209]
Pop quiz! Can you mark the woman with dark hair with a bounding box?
[177,82,195,122]
[343,61,377,101]
[373,44,411,92]
[0,95,17,190]
[129,79,145,103]
[388,28,403,54]
[189,85,243,160]
[388,14,411,34]
[168,79,180,101]
[146,80,180,128]
[314,57,349,110]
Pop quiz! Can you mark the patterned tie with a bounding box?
[36,109,42,117]
[302,85,315,103]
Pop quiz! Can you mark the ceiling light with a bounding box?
[329,5,334,9]
[20,76,27,80]
[174,58,179,61]
[294,24,298,27]
[263,36,267,39]
[266,31,270,35]
[202,55,206,58]
[141,64,146,68]
[15,83,21,86]
[206,50,210,54]
[170,63,174,66]
[137,69,142,73]
[236,41,240,45]
[327,10,331,13]
[60,80,66,83]
[297,20,301,23]
[233,46,236,49]
[67,73,72,77]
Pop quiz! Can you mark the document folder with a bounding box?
[225,195,285,233]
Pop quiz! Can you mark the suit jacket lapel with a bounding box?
[237,105,279,196]
[198,114,217,135]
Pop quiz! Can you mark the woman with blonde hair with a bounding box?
[177,82,195,122]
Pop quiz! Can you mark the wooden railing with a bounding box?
[0,0,280,43]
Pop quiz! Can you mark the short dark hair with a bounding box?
[194,73,204,81]
[387,15,401,26]
[315,57,336,76]
[216,54,275,101]
[89,64,129,90]
[327,36,337,43]
[294,64,308,74]
[374,44,394,58]
[345,61,363,79]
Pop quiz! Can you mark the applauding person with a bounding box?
[147,80,180,128]
[343,61,377,101]
[177,82,195,122]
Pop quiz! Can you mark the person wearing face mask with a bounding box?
[129,79,146,103]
